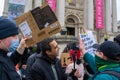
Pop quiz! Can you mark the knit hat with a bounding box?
[0,17,18,39]
[114,34,120,45]
[98,41,120,61]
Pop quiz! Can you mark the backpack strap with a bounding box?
[92,70,120,79]
[100,70,120,79]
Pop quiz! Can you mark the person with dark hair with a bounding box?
[114,34,120,45]
[26,42,41,80]
[18,48,32,80]
[79,40,120,80]
[0,17,27,80]
[31,37,79,80]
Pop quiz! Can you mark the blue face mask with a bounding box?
[8,40,19,52]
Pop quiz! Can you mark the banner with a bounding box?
[46,0,56,12]
[9,0,25,5]
[96,0,104,29]
[80,31,96,56]
[8,0,25,19]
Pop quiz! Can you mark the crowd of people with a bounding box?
[0,16,120,80]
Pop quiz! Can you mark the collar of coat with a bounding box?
[37,52,58,64]
[0,49,7,56]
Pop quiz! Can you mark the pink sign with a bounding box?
[96,0,104,29]
[46,0,56,12]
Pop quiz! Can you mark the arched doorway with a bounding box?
[66,18,75,35]
[65,15,80,37]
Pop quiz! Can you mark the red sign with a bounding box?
[46,0,56,12]
[96,0,104,29]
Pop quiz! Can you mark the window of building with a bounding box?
[118,26,120,32]
[66,0,76,6]
[66,18,75,36]
[67,18,75,23]
[66,27,75,36]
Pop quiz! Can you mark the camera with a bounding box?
[67,42,81,64]
[67,42,79,51]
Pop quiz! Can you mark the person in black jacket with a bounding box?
[26,42,41,80]
[31,37,79,80]
[31,37,66,80]
[0,17,27,80]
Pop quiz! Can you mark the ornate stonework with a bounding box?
[65,9,83,23]
[65,0,84,25]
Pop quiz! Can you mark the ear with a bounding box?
[46,50,51,55]
[99,52,107,60]
[0,40,2,48]
[0,40,2,43]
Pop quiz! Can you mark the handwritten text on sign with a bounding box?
[80,31,96,55]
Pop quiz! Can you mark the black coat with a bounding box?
[0,49,22,80]
[26,53,37,80]
[31,53,67,80]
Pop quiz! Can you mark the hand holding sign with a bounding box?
[79,39,86,57]
[79,30,96,56]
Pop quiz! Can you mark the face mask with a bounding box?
[8,39,19,52]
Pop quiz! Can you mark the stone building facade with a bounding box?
[2,0,120,57]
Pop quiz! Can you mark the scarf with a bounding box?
[95,55,119,71]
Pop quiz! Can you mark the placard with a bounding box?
[60,53,72,67]
[80,31,96,56]
[16,2,61,47]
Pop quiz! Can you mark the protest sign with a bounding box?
[16,2,61,47]
[80,31,96,56]
[60,53,71,67]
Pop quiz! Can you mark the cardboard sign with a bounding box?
[16,2,61,47]
[80,31,96,56]
[60,53,72,67]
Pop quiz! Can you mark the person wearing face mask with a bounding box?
[31,37,80,80]
[79,40,120,80]
[7,35,19,56]
[0,17,27,80]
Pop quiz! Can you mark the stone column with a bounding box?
[83,0,94,30]
[34,0,42,8]
[112,0,117,32]
[3,0,9,17]
[56,0,65,28]
[24,0,33,12]
[104,0,112,32]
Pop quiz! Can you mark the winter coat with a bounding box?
[0,49,22,80]
[31,53,67,80]
[26,53,37,80]
[84,52,120,80]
